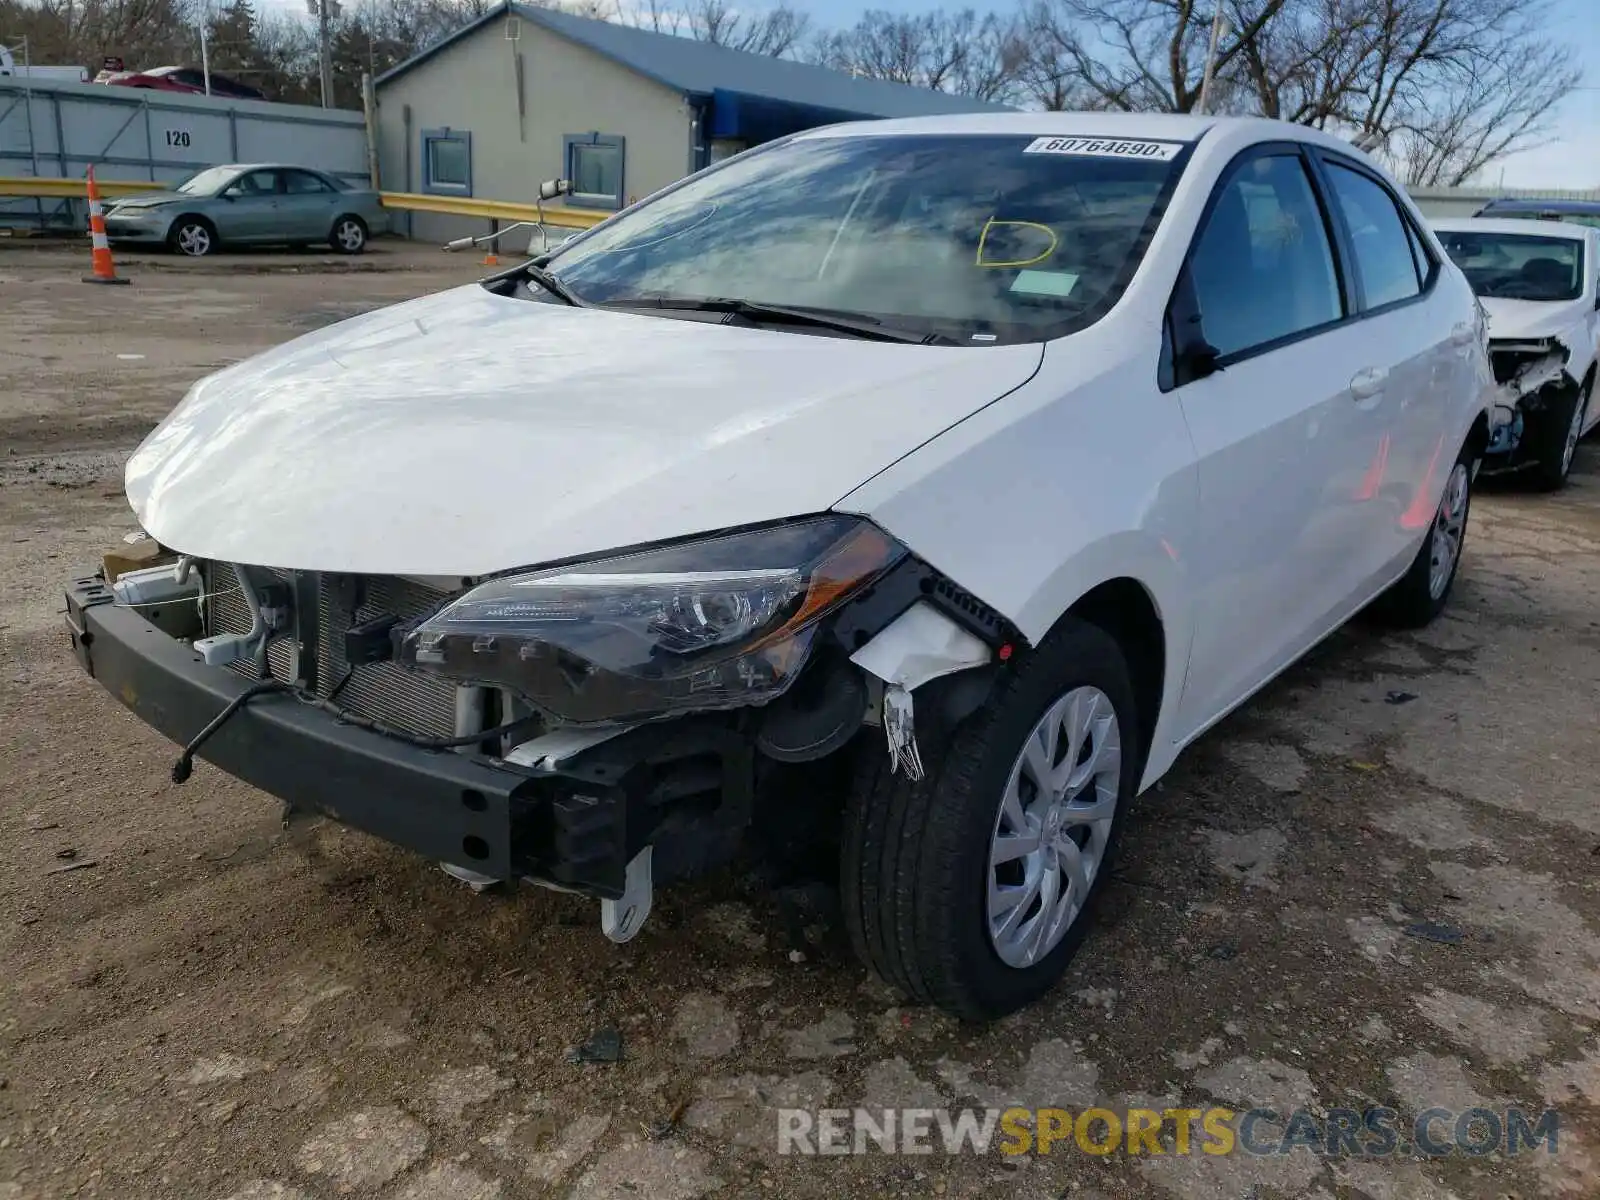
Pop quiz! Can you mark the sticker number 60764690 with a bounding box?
[1023,136,1182,161]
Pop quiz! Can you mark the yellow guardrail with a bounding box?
[1,176,609,232]
[378,191,609,230]
[0,175,168,199]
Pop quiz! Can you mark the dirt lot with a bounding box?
[1,242,1597,1200]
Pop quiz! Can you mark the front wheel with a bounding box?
[1529,376,1591,491]
[330,216,367,254]
[169,217,215,257]
[841,617,1139,1020]
[1373,442,1474,629]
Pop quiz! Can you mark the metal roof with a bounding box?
[376,1,1010,120]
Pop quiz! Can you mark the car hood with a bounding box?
[107,193,182,210]
[1479,297,1589,342]
[127,284,1042,576]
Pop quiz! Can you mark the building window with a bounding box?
[422,128,471,195]
[564,133,625,210]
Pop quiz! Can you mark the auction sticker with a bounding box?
[1023,136,1183,161]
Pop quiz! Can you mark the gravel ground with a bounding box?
[1,244,1597,1200]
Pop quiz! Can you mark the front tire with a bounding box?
[1373,442,1474,628]
[330,216,367,254]
[168,216,216,257]
[841,617,1140,1020]
[1529,375,1591,491]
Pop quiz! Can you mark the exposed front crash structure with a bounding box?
[1482,336,1583,473]
[65,533,1015,944]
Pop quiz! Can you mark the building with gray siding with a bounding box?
[373,1,1008,242]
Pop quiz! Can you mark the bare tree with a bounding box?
[1023,0,1578,180]
[1020,0,1291,112]
[1,0,204,71]
[678,0,809,56]
[1385,35,1578,184]
[809,8,1025,100]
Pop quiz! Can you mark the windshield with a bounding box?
[176,166,238,196]
[1439,231,1586,302]
[545,133,1188,344]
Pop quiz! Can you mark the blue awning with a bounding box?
[708,88,873,143]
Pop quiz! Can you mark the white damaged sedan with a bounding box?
[70,114,1493,1019]
[1434,217,1600,489]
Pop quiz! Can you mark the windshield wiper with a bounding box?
[521,263,585,307]
[600,295,950,344]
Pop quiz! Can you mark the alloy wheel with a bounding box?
[176,223,211,256]
[987,685,1121,968]
[1428,462,1469,600]
[335,220,365,252]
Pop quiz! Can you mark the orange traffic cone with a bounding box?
[83,166,129,286]
[481,251,499,266]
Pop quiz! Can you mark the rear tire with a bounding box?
[841,617,1140,1020]
[330,215,367,254]
[1373,441,1474,629]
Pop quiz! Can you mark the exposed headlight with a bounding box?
[398,515,906,723]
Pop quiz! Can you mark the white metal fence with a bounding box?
[0,76,368,229]
[1407,184,1600,219]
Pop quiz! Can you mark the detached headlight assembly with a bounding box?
[398,515,906,723]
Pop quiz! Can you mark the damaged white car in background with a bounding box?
[68,114,1493,1021]
[1434,218,1600,489]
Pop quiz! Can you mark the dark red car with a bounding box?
[101,65,265,101]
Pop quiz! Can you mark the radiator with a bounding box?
[204,563,462,741]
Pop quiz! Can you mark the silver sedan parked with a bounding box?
[102,164,390,257]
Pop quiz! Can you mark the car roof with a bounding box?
[786,113,1397,171]
[215,163,331,174]
[1432,217,1591,240]
[791,111,1332,145]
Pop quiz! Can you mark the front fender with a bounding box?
[838,336,1199,785]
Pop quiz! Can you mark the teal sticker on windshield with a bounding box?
[1010,269,1080,297]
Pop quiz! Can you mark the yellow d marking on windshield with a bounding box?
[976,218,1059,268]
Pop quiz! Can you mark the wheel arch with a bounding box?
[166,211,216,244]
[1465,406,1491,463]
[1061,578,1166,772]
[999,529,1191,790]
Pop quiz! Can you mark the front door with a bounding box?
[1171,148,1379,733]
[218,168,281,242]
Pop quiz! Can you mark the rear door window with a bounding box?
[283,170,334,195]
[1323,164,1423,309]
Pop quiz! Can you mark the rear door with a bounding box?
[278,169,341,242]
[1170,145,1384,732]
[1311,153,1462,588]
[218,169,282,242]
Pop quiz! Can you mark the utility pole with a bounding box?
[1196,6,1228,115]
[308,0,337,107]
[200,11,212,95]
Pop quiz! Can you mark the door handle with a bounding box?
[1350,367,1388,399]
[1449,323,1477,346]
